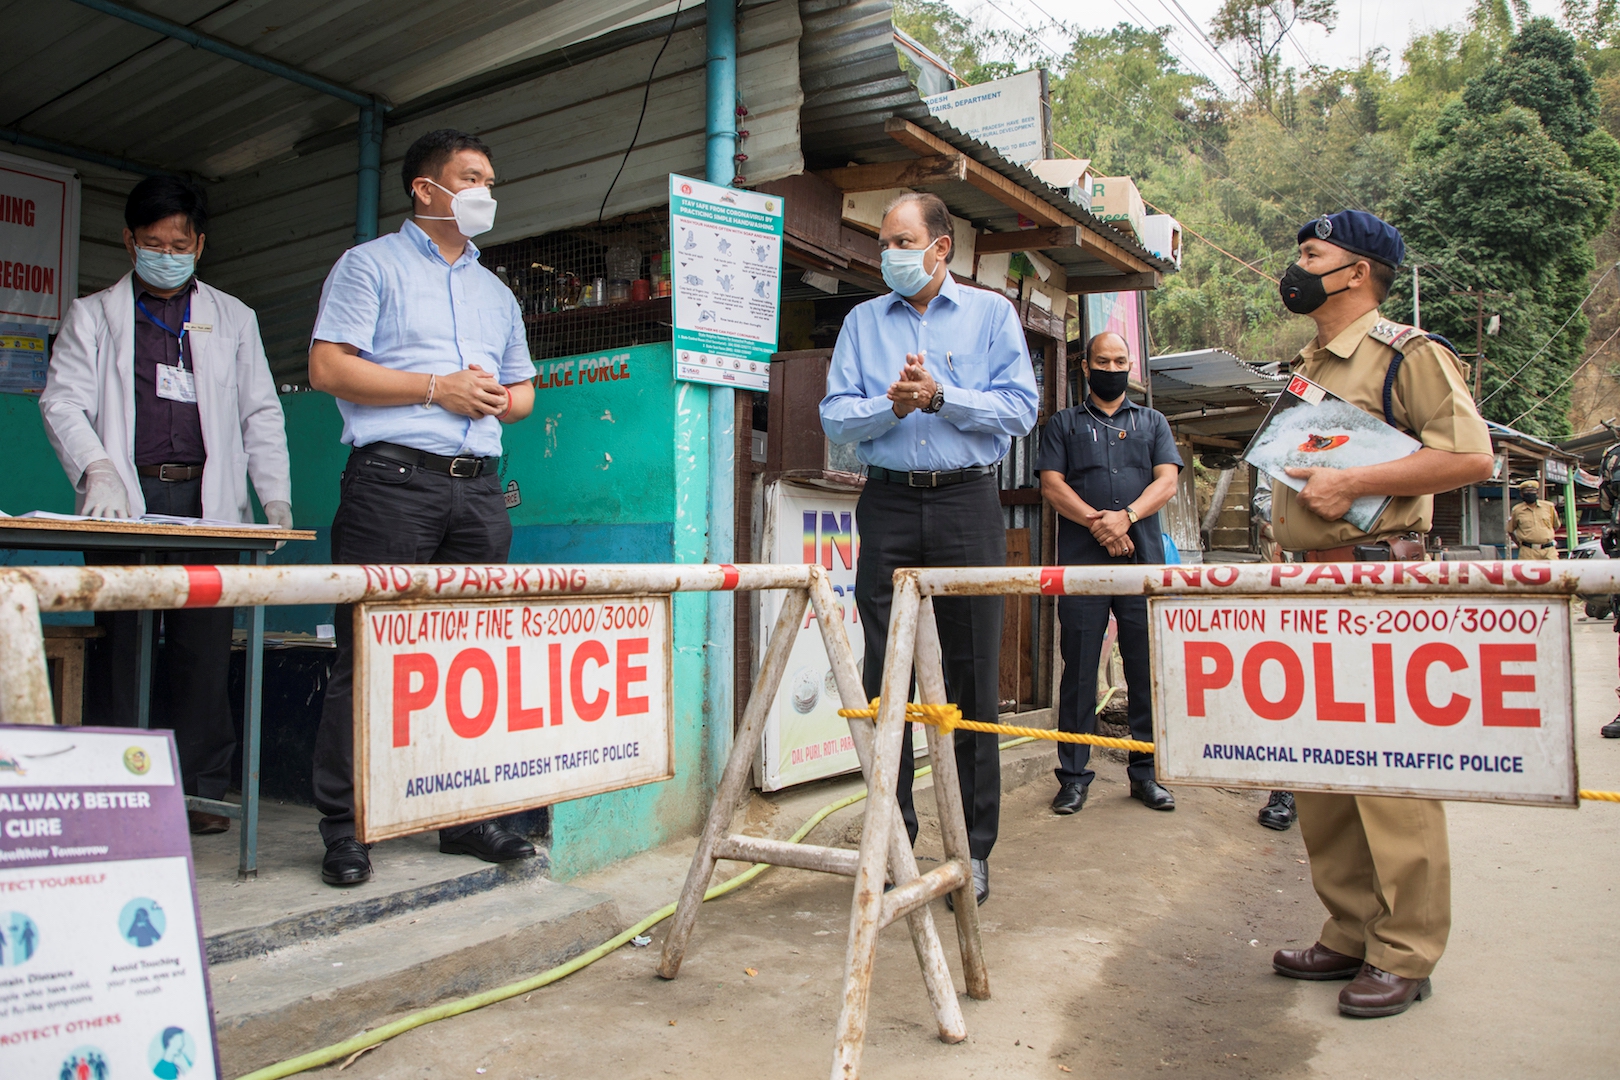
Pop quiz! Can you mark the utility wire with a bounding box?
[1506,321,1620,427]
[598,0,684,223]
[1477,263,1618,407]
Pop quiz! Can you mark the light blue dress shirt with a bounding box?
[311,220,535,457]
[819,274,1038,471]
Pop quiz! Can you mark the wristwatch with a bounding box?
[1124,506,1139,524]
[922,386,945,414]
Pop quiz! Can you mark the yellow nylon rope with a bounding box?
[839,699,1620,802]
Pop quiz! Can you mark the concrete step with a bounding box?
[211,873,621,1075]
[190,801,549,965]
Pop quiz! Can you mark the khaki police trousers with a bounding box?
[1295,792,1451,979]
[1516,544,1559,560]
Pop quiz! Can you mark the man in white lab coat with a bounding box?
[38,175,291,833]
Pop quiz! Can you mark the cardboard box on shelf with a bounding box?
[1090,176,1146,244]
[1142,214,1182,268]
[1027,158,1094,208]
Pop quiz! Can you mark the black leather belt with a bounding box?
[137,463,203,481]
[357,441,496,478]
[866,465,994,488]
[1523,542,1556,549]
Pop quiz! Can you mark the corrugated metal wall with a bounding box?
[204,0,804,381]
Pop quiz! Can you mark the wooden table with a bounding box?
[0,517,317,878]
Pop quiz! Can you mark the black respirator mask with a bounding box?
[1087,367,1131,402]
[1278,260,1359,314]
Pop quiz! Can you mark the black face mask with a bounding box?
[1278,260,1358,314]
[1523,494,1538,505]
[1087,367,1130,402]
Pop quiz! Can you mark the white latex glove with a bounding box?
[264,500,293,551]
[81,459,131,519]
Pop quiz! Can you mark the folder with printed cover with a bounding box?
[1242,373,1422,534]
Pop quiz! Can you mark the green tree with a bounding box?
[1390,19,1620,437]
[1211,0,1338,113]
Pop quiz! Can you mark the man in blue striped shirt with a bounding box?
[821,192,1038,906]
[307,129,537,887]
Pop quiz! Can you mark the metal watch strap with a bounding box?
[921,387,945,414]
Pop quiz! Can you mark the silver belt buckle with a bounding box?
[449,456,480,478]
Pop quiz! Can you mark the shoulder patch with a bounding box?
[1365,319,1422,351]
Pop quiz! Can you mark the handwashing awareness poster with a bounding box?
[669,173,783,392]
[0,725,217,1079]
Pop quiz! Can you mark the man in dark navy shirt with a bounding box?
[1036,331,1181,815]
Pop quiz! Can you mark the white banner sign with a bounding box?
[1150,595,1576,805]
[923,69,1045,164]
[356,596,673,841]
[0,150,80,330]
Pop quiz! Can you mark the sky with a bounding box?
[951,0,1571,90]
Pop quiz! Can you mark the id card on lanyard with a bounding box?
[138,295,198,404]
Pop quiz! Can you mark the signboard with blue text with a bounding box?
[669,174,783,392]
[0,725,219,1079]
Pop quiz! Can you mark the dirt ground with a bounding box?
[325,619,1620,1080]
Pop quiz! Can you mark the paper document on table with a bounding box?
[139,514,284,530]
[1241,373,1421,534]
[16,510,284,529]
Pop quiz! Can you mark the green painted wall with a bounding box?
[0,395,77,515]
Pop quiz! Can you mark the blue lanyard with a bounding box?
[136,296,191,370]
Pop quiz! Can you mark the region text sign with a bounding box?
[1150,594,1575,805]
[356,595,673,840]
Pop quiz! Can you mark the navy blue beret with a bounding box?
[1296,210,1405,268]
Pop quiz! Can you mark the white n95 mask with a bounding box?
[419,178,497,238]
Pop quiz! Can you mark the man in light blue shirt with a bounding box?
[820,192,1037,907]
[306,128,537,887]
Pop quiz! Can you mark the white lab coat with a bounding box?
[39,273,291,522]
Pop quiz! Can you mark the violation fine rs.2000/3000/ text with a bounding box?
[1149,595,1576,805]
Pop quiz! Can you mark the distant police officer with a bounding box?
[1036,331,1181,816]
[1509,479,1561,559]
[1268,211,1494,1018]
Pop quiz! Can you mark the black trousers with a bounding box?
[1055,593,1155,786]
[854,475,1005,861]
[311,450,513,845]
[84,475,235,799]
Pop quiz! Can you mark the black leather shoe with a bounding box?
[1258,791,1296,831]
[439,822,537,863]
[321,837,372,887]
[1051,782,1088,815]
[1602,714,1620,738]
[1130,778,1176,810]
[945,858,989,910]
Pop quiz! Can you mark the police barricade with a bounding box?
[0,562,984,1080]
[886,560,1609,811]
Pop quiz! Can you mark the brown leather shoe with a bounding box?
[1272,942,1363,980]
[188,810,230,835]
[1338,963,1432,1017]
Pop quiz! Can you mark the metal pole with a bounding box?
[66,0,374,106]
[0,127,169,177]
[0,571,54,726]
[354,100,383,245]
[1565,470,1579,555]
[1412,265,1421,329]
[704,0,739,798]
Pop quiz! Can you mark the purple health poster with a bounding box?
[0,724,218,1079]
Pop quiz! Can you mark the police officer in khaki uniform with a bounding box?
[1509,479,1561,559]
[1268,211,1495,1018]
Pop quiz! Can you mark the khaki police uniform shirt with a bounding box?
[1272,308,1494,551]
[1510,500,1560,545]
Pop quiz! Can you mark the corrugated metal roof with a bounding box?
[0,0,676,179]
[797,0,1173,280]
[1149,348,1286,436]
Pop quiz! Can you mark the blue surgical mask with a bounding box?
[134,249,196,290]
[881,239,942,297]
